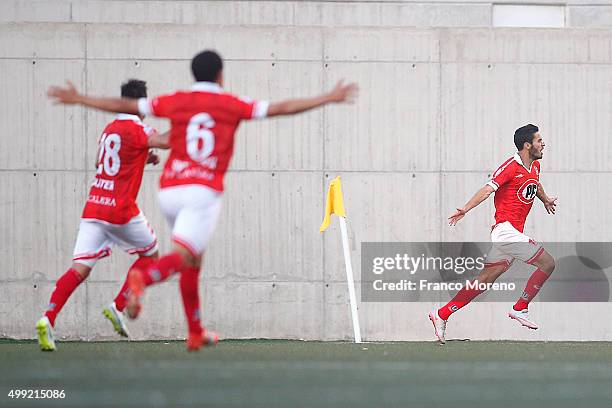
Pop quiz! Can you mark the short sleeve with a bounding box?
[487,160,515,191]
[132,124,157,149]
[233,95,269,120]
[138,94,176,118]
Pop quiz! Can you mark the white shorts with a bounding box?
[73,212,158,268]
[158,185,223,256]
[485,221,544,268]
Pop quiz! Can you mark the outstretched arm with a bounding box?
[148,130,170,149]
[267,80,358,117]
[536,184,557,214]
[48,81,139,115]
[449,185,495,226]
[145,130,171,166]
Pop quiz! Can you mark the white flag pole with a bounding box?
[338,216,362,343]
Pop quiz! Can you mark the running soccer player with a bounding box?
[37,79,169,351]
[48,50,358,350]
[429,124,557,343]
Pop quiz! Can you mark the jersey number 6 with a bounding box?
[186,113,216,163]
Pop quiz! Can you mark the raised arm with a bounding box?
[536,184,557,214]
[48,81,139,115]
[267,80,358,117]
[449,185,495,226]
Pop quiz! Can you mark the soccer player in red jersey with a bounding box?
[48,50,358,350]
[37,80,169,351]
[429,124,558,343]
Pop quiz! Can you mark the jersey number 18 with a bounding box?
[97,133,121,176]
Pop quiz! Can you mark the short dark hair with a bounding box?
[121,79,147,99]
[514,124,539,150]
[191,50,223,82]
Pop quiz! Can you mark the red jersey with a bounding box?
[487,153,541,233]
[138,82,268,191]
[82,114,156,224]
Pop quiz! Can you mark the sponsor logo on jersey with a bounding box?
[517,180,539,204]
[171,159,189,172]
[87,194,117,207]
[91,177,115,191]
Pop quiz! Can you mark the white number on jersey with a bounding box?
[96,133,121,176]
[186,113,216,163]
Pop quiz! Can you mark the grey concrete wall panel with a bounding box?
[441,63,612,172]
[5,1,612,28]
[0,23,85,59]
[205,281,323,339]
[86,24,323,61]
[323,173,441,283]
[307,1,611,4]
[439,172,497,242]
[358,301,439,341]
[207,171,324,283]
[321,282,361,341]
[0,281,87,339]
[375,3,491,28]
[0,1,72,23]
[324,62,440,171]
[15,0,491,27]
[227,60,325,171]
[323,28,439,62]
[0,59,87,170]
[0,171,88,282]
[1,19,611,340]
[523,173,612,242]
[72,0,297,26]
[569,6,612,28]
[440,28,612,63]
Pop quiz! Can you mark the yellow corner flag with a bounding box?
[320,176,346,232]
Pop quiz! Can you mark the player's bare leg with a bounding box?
[509,250,555,329]
[430,262,509,343]
[103,252,159,337]
[37,263,91,351]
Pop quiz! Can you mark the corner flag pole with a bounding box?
[320,176,362,343]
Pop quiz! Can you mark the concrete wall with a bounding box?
[2,0,612,28]
[1,1,611,341]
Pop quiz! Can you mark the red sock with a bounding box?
[514,268,549,311]
[114,257,155,312]
[179,267,203,335]
[139,252,184,287]
[44,268,85,327]
[437,282,485,321]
